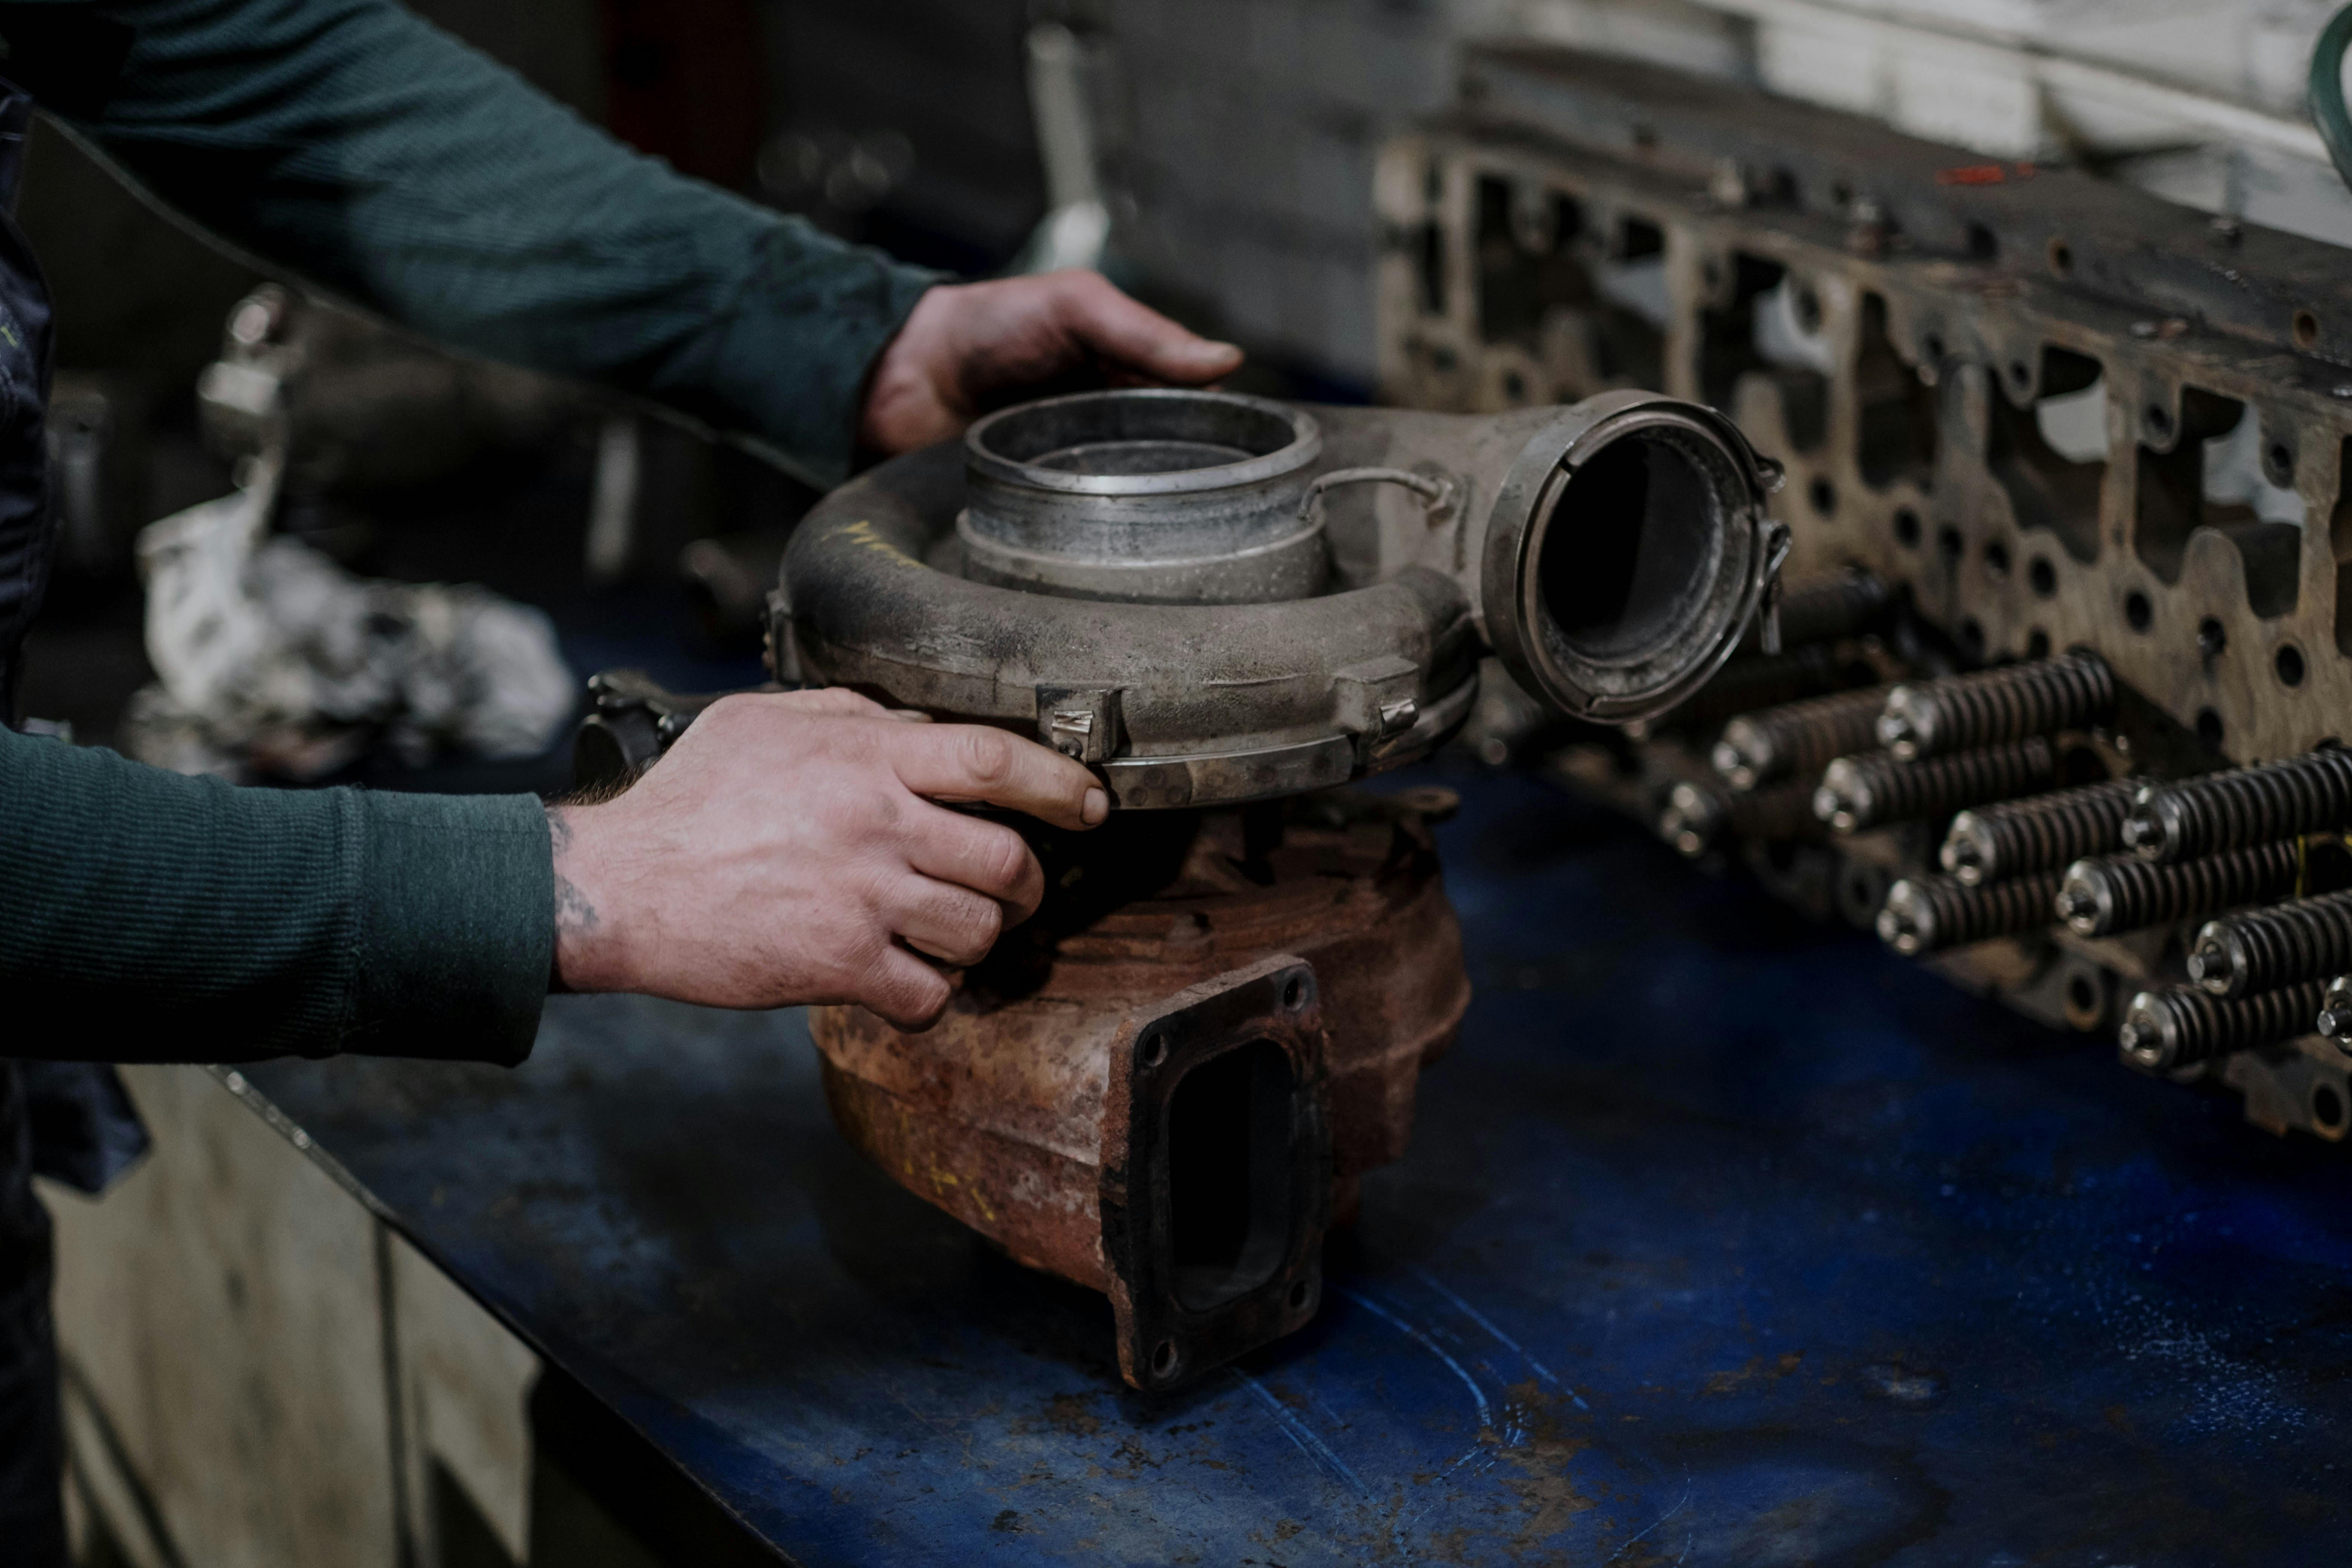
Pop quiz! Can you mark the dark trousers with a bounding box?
[0,1258,63,1568]
[0,1061,66,1568]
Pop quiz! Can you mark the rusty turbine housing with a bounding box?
[769,387,1785,1387]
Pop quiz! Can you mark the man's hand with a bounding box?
[859,270,1243,454]
[547,688,1105,1028]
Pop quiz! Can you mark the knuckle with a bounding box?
[827,785,901,843]
[879,963,950,1029]
[958,898,1004,957]
[978,826,1032,893]
[954,727,1017,787]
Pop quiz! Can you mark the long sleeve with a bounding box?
[0,724,553,1064]
[54,0,943,488]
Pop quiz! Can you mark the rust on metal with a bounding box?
[811,792,1470,1387]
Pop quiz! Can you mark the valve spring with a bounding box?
[1712,686,1891,792]
[1658,778,1816,857]
[2122,748,2352,863]
[1813,737,2058,835]
[2119,979,2329,1073]
[1876,651,2114,761]
[1651,644,1857,736]
[2189,888,2352,998]
[1876,870,2065,956]
[1753,570,1893,652]
[1939,777,2141,887]
[2056,840,2301,937]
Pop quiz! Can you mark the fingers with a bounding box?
[854,943,954,1031]
[1046,270,1243,384]
[885,723,1108,831]
[903,803,1046,923]
[773,686,890,718]
[891,874,1006,967]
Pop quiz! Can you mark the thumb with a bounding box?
[1050,271,1243,384]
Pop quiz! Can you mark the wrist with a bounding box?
[856,283,958,453]
[548,804,635,994]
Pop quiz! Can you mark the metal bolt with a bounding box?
[1658,780,1728,859]
[2057,841,2301,937]
[1876,870,2065,956]
[2119,980,2328,1072]
[2188,888,2352,998]
[1712,686,1890,793]
[2122,749,2352,862]
[1814,738,2060,835]
[2318,974,2352,1049]
[1660,778,1816,857]
[1940,777,2138,886]
[1875,651,2114,761]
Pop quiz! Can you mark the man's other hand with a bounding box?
[546,688,1106,1028]
[858,270,1243,454]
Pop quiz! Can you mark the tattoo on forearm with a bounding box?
[547,806,599,934]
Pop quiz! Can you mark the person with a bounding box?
[0,2,1246,1559]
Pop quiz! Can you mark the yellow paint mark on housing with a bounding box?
[835,518,919,565]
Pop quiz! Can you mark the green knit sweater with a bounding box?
[0,0,942,1065]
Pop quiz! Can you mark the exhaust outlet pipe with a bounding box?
[1477,392,1789,725]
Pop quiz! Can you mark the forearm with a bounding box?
[64,0,939,486]
[0,725,551,1064]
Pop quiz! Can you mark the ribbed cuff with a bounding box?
[341,791,553,1066]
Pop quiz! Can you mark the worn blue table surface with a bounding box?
[244,766,2352,1565]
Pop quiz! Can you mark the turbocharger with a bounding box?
[771,386,1787,796]
[757,387,1784,1388]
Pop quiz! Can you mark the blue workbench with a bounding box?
[242,765,2352,1564]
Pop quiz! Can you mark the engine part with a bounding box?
[957,392,1329,603]
[2119,981,2330,1073]
[1940,778,2141,887]
[1642,643,1867,738]
[2190,889,2352,999]
[2057,842,2302,938]
[1376,35,2352,1140]
[773,386,1786,808]
[570,669,746,789]
[1877,870,2065,956]
[738,382,1787,1381]
[1876,652,2114,763]
[1747,568,1891,652]
[1656,776,1815,858]
[2122,750,2352,864]
[1813,738,2059,835]
[808,797,1468,1390]
[1382,45,2352,766]
[1712,685,1889,792]
[2316,974,2352,1046]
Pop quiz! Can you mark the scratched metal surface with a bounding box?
[242,766,2352,1565]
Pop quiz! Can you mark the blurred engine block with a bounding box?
[1380,44,2352,1143]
